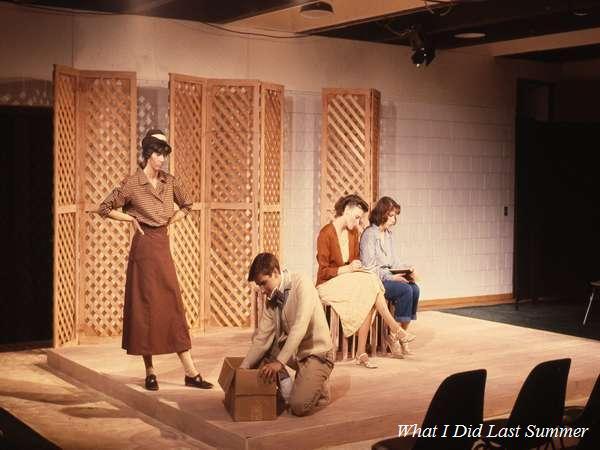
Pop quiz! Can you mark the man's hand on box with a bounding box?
[259,361,283,383]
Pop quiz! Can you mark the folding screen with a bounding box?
[170,75,284,329]
[53,65,137,346]
[320,88,381,223]
[319,88,381,359]
[169,74,207,331]
[53,66,78,346]
[53,69,283,346]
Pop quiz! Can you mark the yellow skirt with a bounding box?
[317,271,384,337]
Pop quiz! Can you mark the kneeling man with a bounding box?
[241,252,334,416]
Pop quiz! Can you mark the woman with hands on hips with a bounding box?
[97,128,213,391]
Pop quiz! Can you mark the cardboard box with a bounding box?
[218,356,278,421]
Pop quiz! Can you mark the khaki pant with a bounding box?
[289,356,333,417]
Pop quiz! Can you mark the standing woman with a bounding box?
[360,196,420,356]
[97,129,213,391]
[316,194,415,367]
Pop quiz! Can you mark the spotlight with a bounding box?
[411,47,436,67]
[408,26,435,67]
[300,1,334,18]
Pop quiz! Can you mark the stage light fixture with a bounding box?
[411,47,436,67]
[300,1,334,18]
[408,26,436,67]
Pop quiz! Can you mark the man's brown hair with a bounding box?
[247,252,281,282]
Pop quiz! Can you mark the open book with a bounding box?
[390,268,413,275]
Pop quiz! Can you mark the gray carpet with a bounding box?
[440,299,600,341]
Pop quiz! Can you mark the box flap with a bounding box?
[218,356,244,392]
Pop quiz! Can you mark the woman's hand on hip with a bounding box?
[130,217,144,235]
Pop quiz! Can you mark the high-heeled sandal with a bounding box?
[401,341,415,355]
[397,330,416,344]
[385,333,404,358]
[355,352,378,369]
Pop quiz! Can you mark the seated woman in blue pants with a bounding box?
[359,196,420,356]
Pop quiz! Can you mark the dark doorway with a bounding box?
[0,106,53,347]
[515,80,600,305]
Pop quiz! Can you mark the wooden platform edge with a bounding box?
[45,350,244,450]
[420,293,514,310]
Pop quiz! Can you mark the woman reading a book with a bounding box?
[316,194,415,367]
[359,196,420,356]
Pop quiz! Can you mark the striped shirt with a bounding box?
[98,168,191,227]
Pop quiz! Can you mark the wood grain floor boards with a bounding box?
[47,311,600,449]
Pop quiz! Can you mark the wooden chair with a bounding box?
[326,305,382,361]
[376,299,397,357]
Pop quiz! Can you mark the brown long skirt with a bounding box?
[122,224,191,355]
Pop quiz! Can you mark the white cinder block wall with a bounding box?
[282,92,322,277]
[378,102,514,300]
[1,2,561,303]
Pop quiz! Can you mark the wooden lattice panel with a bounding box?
[53,66,79,347]
[320,88,381,357]
[371,90,381,200]
[54,72,77,206]
[82,215,130,336]
[207,83,258,203]
[208,209,254,327]
[258,84,284,261]
[171,210,203,329]
[320,89,380,223]
[261,211,281,256]
[78,72,136,338]
[169,74,206,331]
[261,85,283,205]
[169,75,205,201]
[55,213,77,345]
[80,76,134,206]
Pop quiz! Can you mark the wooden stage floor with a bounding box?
[46,311,600,450]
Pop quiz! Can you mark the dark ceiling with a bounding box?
[10,0,600,62]
[311,0,600,62]
[9,0,315,23]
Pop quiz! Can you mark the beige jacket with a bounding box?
[241,271,333,369]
